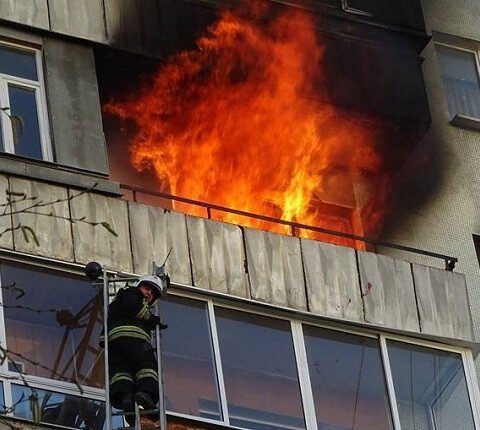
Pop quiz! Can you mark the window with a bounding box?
[436,44,480,122]
[162,295,221,420]
[0,42,51,161]
[387,341,475,430]
[303,326,393,430]
[215,308,305,430]
[11,385,121,430]
[0,262,103,388]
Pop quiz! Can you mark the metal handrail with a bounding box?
[120,183,457,270]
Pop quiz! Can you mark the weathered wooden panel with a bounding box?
[186,216,249,298]
[358,251,419,332]
[9,178,73,260]
[413,265,473,340]
[301,239,363,321]
[70,191,132,272]
[105,0,163,56]
[129,203,191,285]
[43,38,108,175]
[0,174,13,249]
[0,0,49,29]
[48,0,107,42]
[244,228,306,310]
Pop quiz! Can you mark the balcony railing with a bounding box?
[120,184,457,270]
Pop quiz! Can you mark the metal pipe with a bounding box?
[156,300,167,430]
[102,266,112,430]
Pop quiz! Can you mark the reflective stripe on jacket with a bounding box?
[99,287,156,347]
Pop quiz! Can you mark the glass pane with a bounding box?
[387,341,475,430]
[215,308,305,430]
[0,45,37,80]
[304,326,393,430]
[1,262,104,388]
[162,296,221,420]
[11,384,123,430]
[8,85,43,159]
[0,381,5,413]
[436,45,480,119]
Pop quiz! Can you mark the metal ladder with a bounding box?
[96,265,168,430]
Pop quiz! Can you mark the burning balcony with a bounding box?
[97,1,431,250]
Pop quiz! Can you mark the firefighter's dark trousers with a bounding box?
[108,337,159,410]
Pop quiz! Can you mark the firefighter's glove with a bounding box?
[150,314,168,330]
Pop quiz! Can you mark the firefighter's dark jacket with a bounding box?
[99,287,157,348]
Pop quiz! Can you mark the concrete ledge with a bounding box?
[450,113,480,132]
[0,154,121,196]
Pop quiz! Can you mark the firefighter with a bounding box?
[99,274,168,425]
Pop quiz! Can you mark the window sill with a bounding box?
[450,114,480,132]
[0,153,121,196]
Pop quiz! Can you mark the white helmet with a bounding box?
[135,274,167,300]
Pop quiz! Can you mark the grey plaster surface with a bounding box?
[358,251,419,332]
[70,191,132,272]
[10,178,73,260]
[43,38,108,175]
[301,239,363,321]
[129,202,192,285]
[186,216,249,298]
[244,228,307,310]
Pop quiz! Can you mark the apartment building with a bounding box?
[0,1,478,430]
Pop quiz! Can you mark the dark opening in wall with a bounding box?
[473,234,480,271]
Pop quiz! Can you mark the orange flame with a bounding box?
[105,5,390,248]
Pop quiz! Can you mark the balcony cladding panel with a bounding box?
[129,202,192,285]
[301,238,363,322]
[48,0,107,42]
[186,216,249,298]
[70,191,132,272]
[244,228,307,310]
[43,38,108,175]
[104,0,163,56]
[412,265,473,340]
[0,0,49,29]
[358,251,420,332]
[10,178,73,261]
[0,174,13,249]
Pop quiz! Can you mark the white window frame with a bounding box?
[435,41,480,126]
[0,255,479,430]
[0,40,52,162]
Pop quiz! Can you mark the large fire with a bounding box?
[105,4,391,247]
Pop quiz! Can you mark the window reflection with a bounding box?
[8,85,43,159]
[388,341,475,430]
[162,296,221,420]
[0,263,104,387]
[304,326,393,430]
[0,45,37,80]
[11,384,122,430]
[215,308,305,430]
